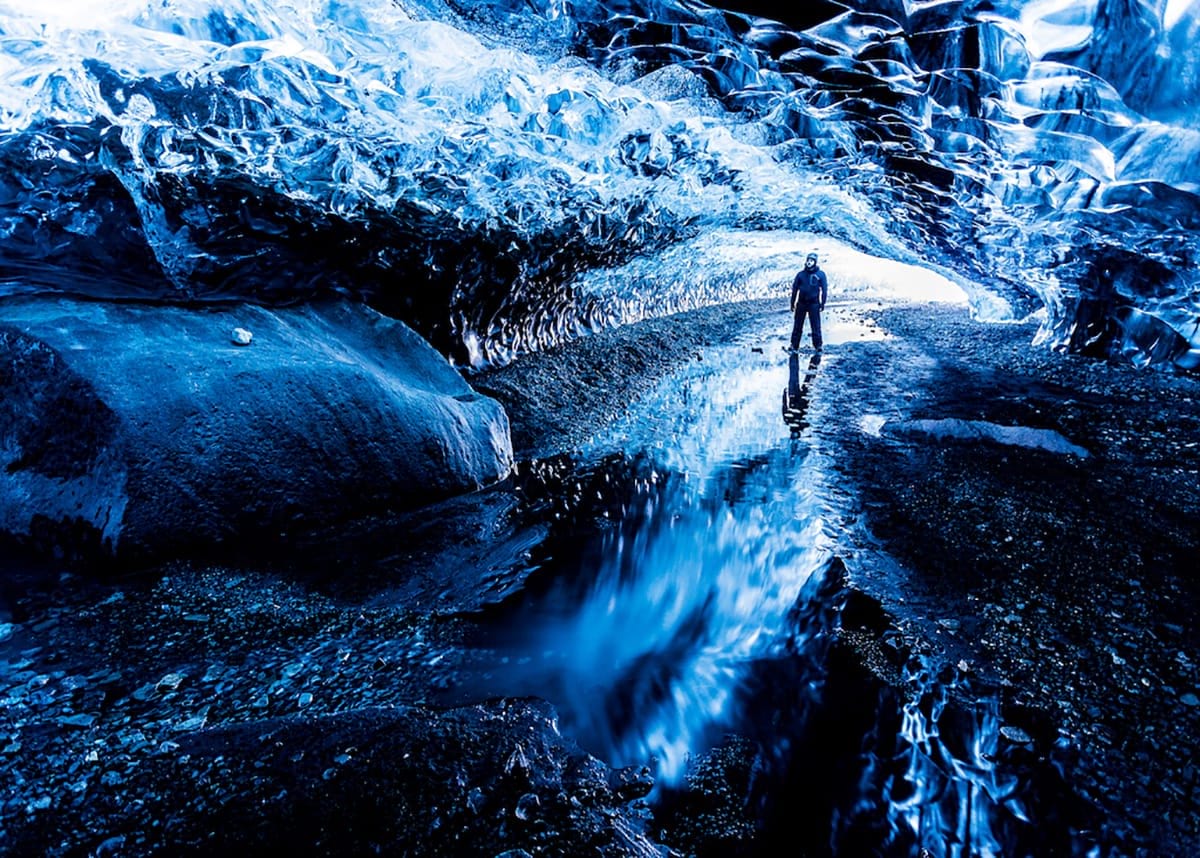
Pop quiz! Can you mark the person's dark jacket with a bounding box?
[791,266,828,310]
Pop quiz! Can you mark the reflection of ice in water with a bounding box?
[586,338,786,467]
[502,340,836,782]
[538,471,829,781]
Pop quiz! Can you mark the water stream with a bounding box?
[460,318,838,776]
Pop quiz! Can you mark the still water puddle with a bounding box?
[502,336,835,781]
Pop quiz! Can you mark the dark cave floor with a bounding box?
[2,296,1198,856]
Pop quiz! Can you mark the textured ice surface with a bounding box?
[0,0,1197,367]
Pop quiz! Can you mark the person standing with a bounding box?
[790,251,827,351]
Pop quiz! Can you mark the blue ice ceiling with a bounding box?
[1,0,1197,367]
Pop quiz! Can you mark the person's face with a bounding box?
[805,257,817,268]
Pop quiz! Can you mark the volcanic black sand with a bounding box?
[476,296,1200,855]
[2,295,1198,856]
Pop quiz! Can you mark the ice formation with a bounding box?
[0,0,1196,367]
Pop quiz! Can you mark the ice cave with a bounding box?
[1,0,1198,854]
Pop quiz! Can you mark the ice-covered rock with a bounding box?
[0,297,512,563]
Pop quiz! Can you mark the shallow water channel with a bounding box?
[460,323,841,773]
[451,314,1108,856]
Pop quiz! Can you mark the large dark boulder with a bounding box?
[0,297,512,563]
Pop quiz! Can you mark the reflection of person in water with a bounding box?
[782,351,822,437]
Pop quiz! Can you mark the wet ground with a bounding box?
[2,296,1198,855]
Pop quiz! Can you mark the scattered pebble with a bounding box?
[58,714,96,729]
[515,793,540,821]
[156,673,185,692]
[1000,725,1033,744]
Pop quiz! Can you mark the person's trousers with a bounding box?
[790,304,822,350]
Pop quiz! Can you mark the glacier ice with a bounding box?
[0,0,1196,369]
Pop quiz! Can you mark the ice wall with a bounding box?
[0,0,1196,367]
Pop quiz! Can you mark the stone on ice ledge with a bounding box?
[0,297,513,563]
